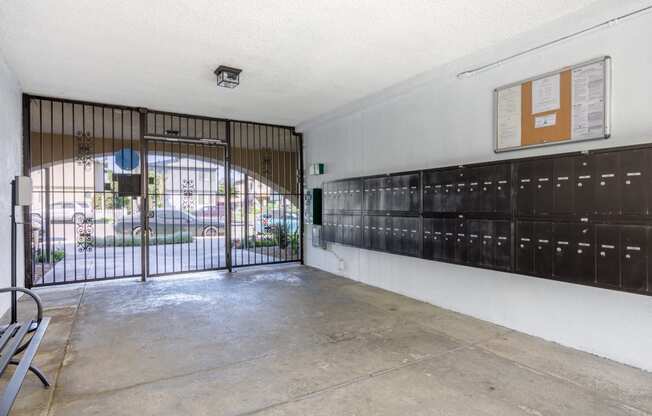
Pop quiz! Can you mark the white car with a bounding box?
[32,201,94,224]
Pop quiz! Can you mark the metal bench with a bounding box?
[0,287,50,416]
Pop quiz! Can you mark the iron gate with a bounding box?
[25,97,144,285]
[24,95,303,287]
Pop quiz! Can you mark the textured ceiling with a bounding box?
[0,0,599,126]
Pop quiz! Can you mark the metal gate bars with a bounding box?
[24,95,303,287]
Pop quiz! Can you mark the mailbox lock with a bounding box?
[600,251,606,257]
[625,254,631,259]
[577,249,583,254]
[537,246,543,250]
[577,182,583,187]
[520,244,524,248]
[520,185,524,189]
[556,247,562,252]
[483,241,487,245]
[497,242,502,246]
[600,181,606,186]
[537,184,542,189]
[497,186,502,190]
[625,180,631,185]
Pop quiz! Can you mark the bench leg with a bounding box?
[8,360,50,388]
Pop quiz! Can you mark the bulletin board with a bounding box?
[494,56,611,153]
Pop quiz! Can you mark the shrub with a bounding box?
[95,232,193,247]
[247,236,278,248]
[35,248,65,263]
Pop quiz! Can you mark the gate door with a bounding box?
[145,138,228,275]
[143,111,229,276]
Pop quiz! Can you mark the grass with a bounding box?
[95,232,193,247]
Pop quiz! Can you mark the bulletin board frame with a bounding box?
[494,56,611,153]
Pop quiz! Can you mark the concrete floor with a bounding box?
[2,264,651,415]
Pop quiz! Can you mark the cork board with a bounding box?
[495,57,611,152]
[520,69,572,146]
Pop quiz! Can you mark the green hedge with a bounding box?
[95,232,193,247]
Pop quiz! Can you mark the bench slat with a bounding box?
[0,323,32,376]
[0,325,18,353]
[0,318,50,416]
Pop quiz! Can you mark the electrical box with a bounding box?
[311,225,325,248]
[14,176,32,206]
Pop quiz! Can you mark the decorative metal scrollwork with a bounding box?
[182,178,195,210]
[76,218,94,253]
[75,130,94,170]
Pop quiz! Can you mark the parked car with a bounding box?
[32,201,94,224]
[114,209,224,237]
[193,206,225,226]
[255,212,299,234]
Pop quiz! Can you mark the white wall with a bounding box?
[0,47,24,315]
[300,1,652,371]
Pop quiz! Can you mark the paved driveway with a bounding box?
[37,236,287,285]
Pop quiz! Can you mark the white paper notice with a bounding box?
[497,85,522,149]
[534,113,556,128]
[532,74,560,114]
[571,61,605,140]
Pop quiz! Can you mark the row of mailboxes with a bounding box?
[323,174,420,213]
[423,218,512,270]
[362,215,420,257]
[325,146,651,217]
[322,214,420,257]
[516,148,651,217]
[363,174,420,213]
[323,180,363,212]
[322,214,363,246]
[516,221,650,293]
[423,164,511,214]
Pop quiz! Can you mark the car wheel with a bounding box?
[202,226,219,237]
[72,213,85,224]
[132,226,153,239]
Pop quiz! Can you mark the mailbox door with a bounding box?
[534,222,553,277]
[493,220,512,271]
[481,221,495,267]
[574,155,594,215]
[596,225,621,287]
[621,225,647,291]
[466,220,483,266]
[533,159,554,216]
[516,221,535,274]
[516,161,535,216]
[553,157,575,215]
[620,149,649,216]
[594,152,621,216]
[494,164,512,214]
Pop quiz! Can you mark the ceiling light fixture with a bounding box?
[214,65,242,88]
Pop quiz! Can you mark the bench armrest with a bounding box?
[0,287,43,325]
